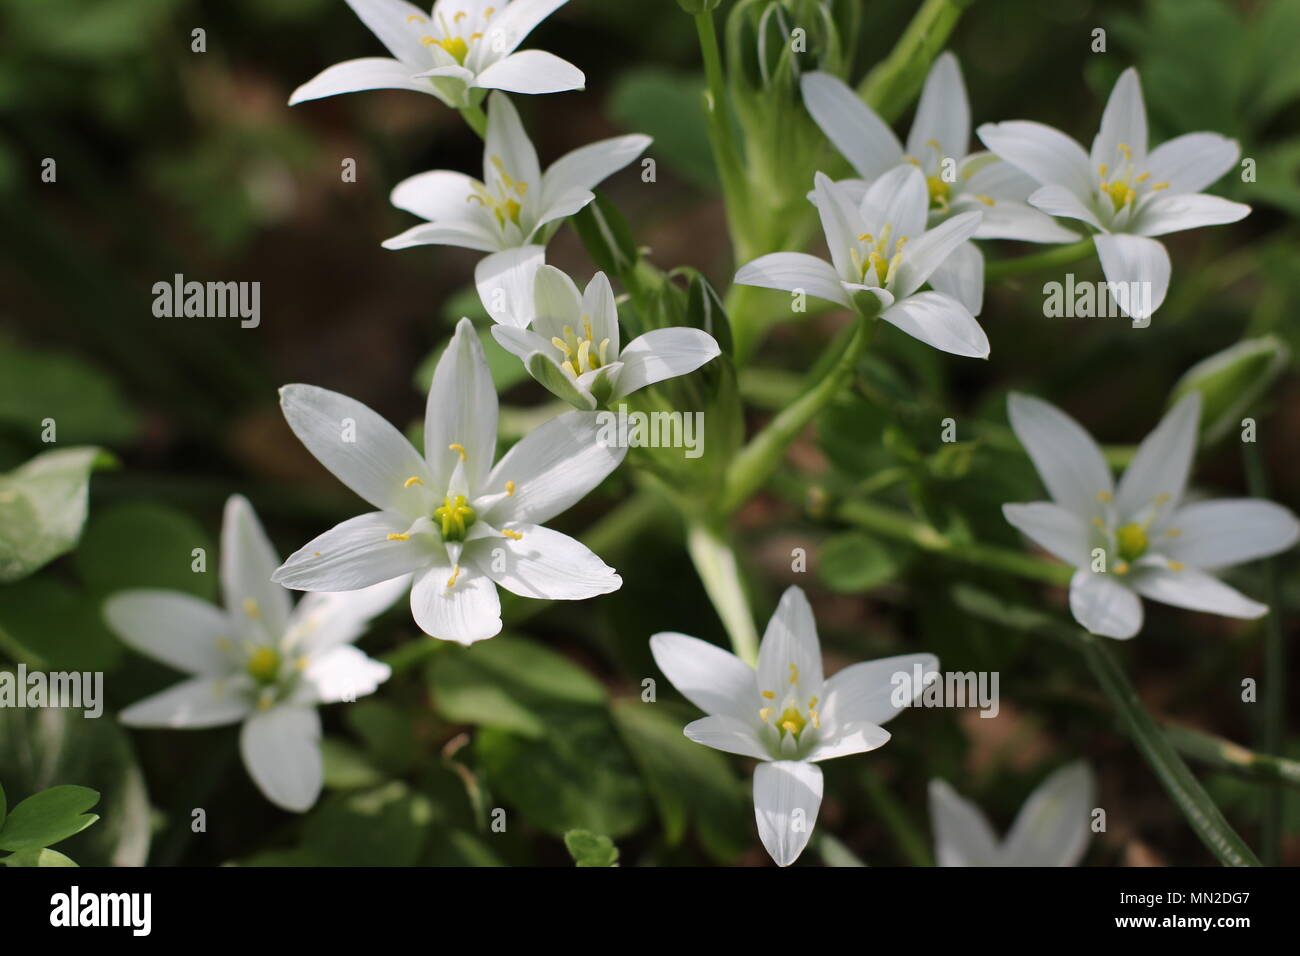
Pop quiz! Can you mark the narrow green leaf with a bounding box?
[570,191,640,279]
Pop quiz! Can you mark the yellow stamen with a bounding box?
[761,690,775,700]
[505,481,516,497]
[387,532,411,541]
[243,597,260,619]
[788,663,799,684]
[973,194,996,206]
[1168,560,1185,571]
[406,14,427,23]
[1152,182,1169,190]
[449,443,467,461]
[1114,561,1130,575]
[446,564,462,589]
[404,476,424,488]
[501,528,523,540]
[1165,528,1182,537]
[247,646,280,684]
[1097,490,1112,502]
[759,707,773,723]
[434,494,475,541]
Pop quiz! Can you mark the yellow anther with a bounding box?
[808,696,819,709]
[1165,528,1182,537]
[781,720,800,733]
[1092,517,1105,528]
[404,476,425,488]
[788,663,799,684]
[501,529,523,540]
[453,10,467,21]
[1118,143,1131,159]
[1114,561,1130,575]
[551,336,572,357]
[505,481,516,497]
[485,6,495,16]
[446,564,462,589]
[420,35,437,45]
[810,709,821,729]
[1136,172,1150,183]
[1154,493,1170,504]
[257,694,274,711]
[1098,164,1109,177]
[243,597,260,619]
[973,194,996,206]
[858,233,873,242]
[387,532,411,542]
[1168,561,1185,571]
[294,656,309,671]
[925,138,942,151]
[449,443,467,461]
[761,690,775,700]
[759,707,773,723]
[406,14,428,23]
[1152,182,1170,190]
[1097,490,1112,502]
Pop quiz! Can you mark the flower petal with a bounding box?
[484,91,541,201]
[119,676,252,729]
[891,210,982,298]
[426,317,499,492]
[482,410,625,526]
[240,705,322,813]
[1002,502,1090,567]
[345,0,431,65]
[104,591,232,676]
[1145,132,1240,194]
[813,172,869,282]
[410,562,502,644]
[753,760,823,867]
[289,58,434,106]
[1003,762,1094,867]
[541,134,652,216]
[928,779,1003,867]
[529,264,584,342]
[280,384,431,514]
[1027,184,1102,230]
[381,218,503,253]
[274,513,435,591]
[800,71,903,180]
[475,245,546,327]
[925,240,984,315]
[879,291,990,359]
[302,645,391,704]
[971,197,1082,242]
[475,50,584,96]
[649,631,757,721]
[1164,499,1300,570]
[1116,391,1199,518]
[1069,568,1142,639]
[821,652,939,726]
[610,327,720,399]
[861,165,929,246]
[1133,192,1250,237]
[1090,67,1148,169]
[684,715,770,761]
[1092,233,1170,323]
[756,586,824,697]
[286,576,410,656]
[1131,566,1266,619]
[220,495,291,638]
[907,52,969,159]
[734,252,850,307]
[1007,392,1113,518]
[471,524,620,600]
[390,170,479,223]
[807,720,891,762]
[476,0,571,60]
[977,120,1093,200]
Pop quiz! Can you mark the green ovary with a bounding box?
[247,646,281,685]
[1116,523,1148,563]
[435,494,476,541]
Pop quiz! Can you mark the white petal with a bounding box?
[240,705,322,813]
[426,317,498,492]
[120,677,252,729]
[303,645,391,704]
[280,384,430,514]
[390,170,479,222]
[610,328,720,399]
[104,591,232,676]
[929,779,1003,867]
[1007,392,1113,518]
[484,90,541,189]
[907,52,969,160]
[756,586,824,697]
[289,58,433,106]
[976,120,1094,199]
[925,240,984,315]
[1069,568,1143,639]
[1116,391,1200,518]
[581,272,620,355]
[482,410,625,526]
[971,197,1081,243]
[753,760,823,867]
[649,631,757,721]
[1132,566,1266,619]
[529,264,584,341]
[1164,499,1300,570]
[491,324,553,364]
[475,245,546,327]
[821,652,940,726]
[807,721,891,762]
[1146,132,1240,195]
[344,0,431,65]
[879,291,989,359]
[1093,233,1170,323]
[220,495,291,637]
[410,562,501,644]
[1090,67,1148,169]
[734,252,850,307]
[476,0,570,60]
[1027,184,1102,230]
[1002,502,1090,567]
[892,211,982,298]
[541,134,652,215]
[1003,762,1094,866]
[800,71,903,180]
[381,218,503,253]
[683,715,769,760]
[861,165,929,246]
[813,172,869,282]
[1133,192,1250,237]
[475,50,584,95]
[274,513,435,591]
[287,576,410,656]
[471,524,620,600]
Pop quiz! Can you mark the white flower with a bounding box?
[978,67,1250,322]
[1003,391,1299,640]
[474,246,721,408]
[930,762,1094,866]
[273,317,625,645]
[382,92,651,253]
[290,0,584,110]
[736,167,990,359]
[650,586,936,867]
[105,495,404,813]
[801,55,1080,315]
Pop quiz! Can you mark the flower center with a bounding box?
[434,494,476,541]
[414,8,494,66]
[247,646,281,685]
[849,223,908,288]
[468,156,528,228]
[925,175,951,209]
[551,315,610,379]
[1115,523,1148,563]
[1097,143,1168,212]
[759,679,820,742]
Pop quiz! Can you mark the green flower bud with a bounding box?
[1169,336,1289,444]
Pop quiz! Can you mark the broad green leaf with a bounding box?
[564,829,619,867]
[299,782,434,866]
[2,847,79,867]
[0,784,99,851]
[0,578,121,671]
[0,338,139,445]
[0,446,110,583]
[608,70,716,190]
[817,532,901,594]
[344,699,418,775]
[74,501,216,600]
[320,738,385,791]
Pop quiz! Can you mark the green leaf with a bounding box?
[570,191,640,279]
[298,781,434,866]
[2,847,79,867]
[74,501,217,600]
[0,446,110,583]
[817,532,902,594]
[610,698,749,862]
[608,70,716,190]
[563,829,619,867]
[1168,335,1290,444]
[682,268,734,357]
[525,351,596,409]
[0,337,140,445]
[0,578,122,671]
[0,780,6,829]
[0,784,99,851]
[429,635,608,738]
[320,738,385,791]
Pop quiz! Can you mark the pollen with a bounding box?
[761,690,775,700]
[501,528,523,540]
[973,194,996,206]
[759,707,773,723]
[404,476,425,488]
[406,14,428,24]
[243,597,260,619]
[1168,560,1185,571]
[387,532,411,541]
[505,481,516,497]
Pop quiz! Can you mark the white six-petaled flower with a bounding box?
[290,0,585,110]
[106,495,404,813]
[382,91,650,254]
[736,167,990,359]
[274,317,625,645]
[930,762,1095,867]
[978,67,1250,322]
[1003,391,1299,639]
[801,54,1079,316]
[474,246,720,408]
[651,586,937,867]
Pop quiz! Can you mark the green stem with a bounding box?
[1243,440,1284,865]
[459,104,488,139]
[685,521,759,665]
[719,317,871,515]
[1166,725,1300,789]
[984,238,1094,280]
[694,9,751,250]
[858,0,974,119]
